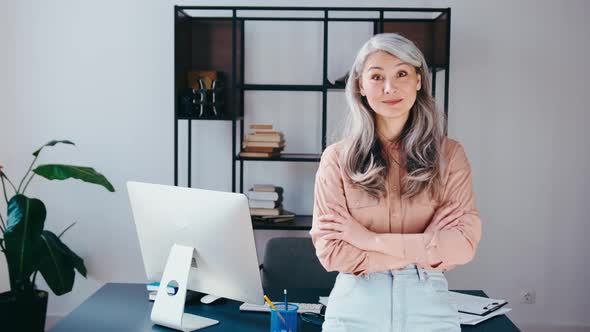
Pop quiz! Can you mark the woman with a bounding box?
[310,33,482,331]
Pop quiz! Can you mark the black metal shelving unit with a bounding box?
[174,6,451,230]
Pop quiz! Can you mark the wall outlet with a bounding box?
[520,289,536,304]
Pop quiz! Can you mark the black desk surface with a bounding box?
[50,283,519,331]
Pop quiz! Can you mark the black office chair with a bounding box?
[259,237,338,289]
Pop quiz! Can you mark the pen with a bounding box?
[284,289,288,310]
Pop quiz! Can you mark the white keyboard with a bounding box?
[240,302,323,314]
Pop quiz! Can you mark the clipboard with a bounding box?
[449,291,509,317]
[461,300,508,316]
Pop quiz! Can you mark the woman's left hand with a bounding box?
[318,203,376,251]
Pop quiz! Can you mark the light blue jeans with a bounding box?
[323,264,460,332]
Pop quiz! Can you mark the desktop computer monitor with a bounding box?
[127,181,264,306]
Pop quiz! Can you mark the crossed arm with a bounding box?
[309,143,482,275]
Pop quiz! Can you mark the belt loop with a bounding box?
[416,266,429,282]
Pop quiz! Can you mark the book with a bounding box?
[247,190,280,201]
[252,186,283,194]
[243,141,285,148]
[252,184,276,192]
[250,207,282,216]
[239,151,280,158]
[249,124,273,130]
[249,199,280,209]
[246,188,283,201]
[254,130,281,135]
[245,134,283,142]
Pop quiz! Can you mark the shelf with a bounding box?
[326,83,346,90]
[238,84,324,91]
[236,153,321,162]
[175,6,451,228]
[178,6,448,13]
[252,214,312,230]
[177,113,243,121]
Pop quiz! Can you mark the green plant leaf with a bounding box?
[3,195,46,288]
[54,221,87,277]
[37,231,75,295]
[32,164,115,192]
[32,140,75,157]
[54,234,87,278]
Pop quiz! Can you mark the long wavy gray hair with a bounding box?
[341,33,445,200]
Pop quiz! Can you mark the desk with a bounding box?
[50,283,519,331]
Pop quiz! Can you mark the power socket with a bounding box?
[520,289,536,304]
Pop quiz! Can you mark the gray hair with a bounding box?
[340,33,445,200]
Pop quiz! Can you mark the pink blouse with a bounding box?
[310,137,482,275]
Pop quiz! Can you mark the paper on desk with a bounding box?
[459,307,512,325]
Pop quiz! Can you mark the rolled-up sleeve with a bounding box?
[373,142,482,270]
[310,145,410,275]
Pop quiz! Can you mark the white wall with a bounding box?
[446,2,590,331]
[1,1,589,331]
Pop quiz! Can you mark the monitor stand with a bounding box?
[150,244,219,331]
[200,294,222,304]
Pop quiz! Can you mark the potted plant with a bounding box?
[0,140,115,331]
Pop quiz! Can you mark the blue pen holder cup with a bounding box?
[270,303,299,332]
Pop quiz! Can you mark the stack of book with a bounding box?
[247,184,283,216]
[247,184,295,223]
[239,124,285,158]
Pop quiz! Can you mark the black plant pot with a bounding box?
[0,289,48,332]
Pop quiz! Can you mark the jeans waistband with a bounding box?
[369,264,444,281]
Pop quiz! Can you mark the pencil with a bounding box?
[264,295,286,324]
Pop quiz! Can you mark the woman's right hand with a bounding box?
[424,201,464,234]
